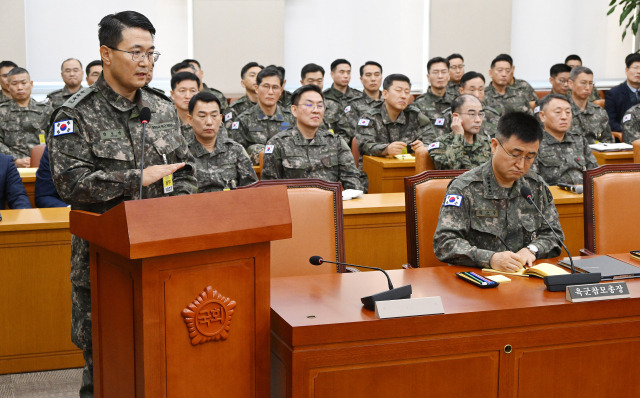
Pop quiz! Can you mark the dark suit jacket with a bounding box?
[605,81,636,132]
[0,153,31,209]
[35,146,68,208]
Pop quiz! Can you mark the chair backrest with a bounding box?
[634,139,640,163]
[414,147,435,173]
[593,99,605,109]
[404,170,466,267]
[239,179,345,277]
[583,164,640,254]
[30,144,46,168]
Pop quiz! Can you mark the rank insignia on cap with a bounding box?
[434,118,445,126]
[53,119,75,136]
[428,142,441,151]
[264,144,274,154]
[224,112,233,121]
[344,105,351,113]
[533,106,540,114]
[231,121,239,130]
[444,194,463,207]
[623,114,632,123]
[358,118,370,126]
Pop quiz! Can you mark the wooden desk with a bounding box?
[362,156,415,193]
[592,150,634,165]
[342,187,584,269]
[18,167,37,208]
[0,207,83,374]
[271,261,640,398]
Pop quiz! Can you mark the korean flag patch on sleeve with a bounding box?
[427,142,441,151]
[444,194,463,207]
[231,121,240,130]
[344,105,351,114]
[264,144,274,154]
[434,117,445,126]
[53,119,75,136]
[623,114,632,123]
[358,118,370,126]
[224,111,233,121]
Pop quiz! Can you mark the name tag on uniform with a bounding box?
[444,194,463,207]
[39,133,46,144]
[358,118,370,126]
[475,209,498,217]
[434,118,445,126]
[163,174,174,194]
[150,122,174,131]
[623,114,632,123]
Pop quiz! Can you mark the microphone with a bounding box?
[556,183,583,194]
[520,186,600,291]
[309,256,412,311]
[138,107,151,200]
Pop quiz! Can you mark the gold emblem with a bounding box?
[181,286,236,345]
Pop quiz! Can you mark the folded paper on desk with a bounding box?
[589,143,633,152]
[558,256,640,280]
[482,263,569,278]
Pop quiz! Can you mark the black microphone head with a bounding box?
[139,107,151,124]
[309,256,323,265]
[520,186,533,204]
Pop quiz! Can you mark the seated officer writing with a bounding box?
[261,85,362,190]
[186,91,257,192]
[433,112,563,272]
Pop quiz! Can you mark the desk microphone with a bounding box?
[138,107,151,200]
[520,186,600,291]
[556,183,583,194]
[309,256,412,310]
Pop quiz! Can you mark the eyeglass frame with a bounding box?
[107,46,161,63]
[496,138,537,162]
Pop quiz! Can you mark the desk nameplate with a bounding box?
[375,296,444,319]
[566,282,630,302]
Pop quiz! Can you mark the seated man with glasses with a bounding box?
[568,66,613,144]
[261,84,362,190]
[427,94,491,170]
[413,57,457,134]
[228,66,295,165]
[532,94,598,186]
[433,111,563,271]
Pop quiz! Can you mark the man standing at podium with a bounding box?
[47,11,197,397]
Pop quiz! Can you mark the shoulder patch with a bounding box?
[344,105,351,114]
[64,87,95,108]
[358,118,370,126]
[623,113,632,123]
[264,144,274,154]
[428,142,441,151]
[53,119,75,136]
[533,105,540,114]
[224,111,233,121]
[444,194,463,207]
[142,85,171,102]
[231,121,239,130]
[434,118,445,126]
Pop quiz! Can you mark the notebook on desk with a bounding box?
[558,256,640,280]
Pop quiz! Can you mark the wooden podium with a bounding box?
[70,186,292,398]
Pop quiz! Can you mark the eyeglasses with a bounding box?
[258,83,281,92]
[496,139,537,162]
[108,47,160,63]
[459,111,485,119]
[449,64,465,71]
[298,102,325,111]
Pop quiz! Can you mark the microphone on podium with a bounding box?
[520,186,600,291]
[556,183,583,194]
[309,256,412,310]
[138,107,152,200]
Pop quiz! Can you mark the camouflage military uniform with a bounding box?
[412,88,457,128]
[568,97,613,143]
[0,90,11,104]
[356,105,436,156]
[0,98,52,158]
[203,83,227,110]
[279,90,293,108]
[229,103,295,164]
[433,161,563,267]
[568,86,601,103]
[262,126,363,190]
[322,99,352,144]
[344,91,383,130]
[47,75,197,396]
[188,135,257,192]
[532,131,599,186]
[427,132,492,170]
[47,86,80,110]
[621,103,640,143]
[511,78,537,103]
[446,81,461,97]
[223,95,256,127]
[323,84,362,109]
[484,84,533,116]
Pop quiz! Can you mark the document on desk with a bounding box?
[589,143,633,152]
[482,263,569,278]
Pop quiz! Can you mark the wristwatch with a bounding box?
[526,244,539,258]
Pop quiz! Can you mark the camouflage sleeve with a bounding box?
[524,83,538,103]
[583,136,599,170]
[600,115,613,143]
[531,184,563,259]
[622,110,640,144]
[0,125,23,159]
[171,133,198,196]
[588,86,601,102]
[328,111,354,145]
[432,185,495,268]
[336,137,363,190]
[429,135,466,170]
[223,109,237,130]
[417,113,437,144]
[356,119,387,156]
[229,119,248,148]
[260,141,282,181]
[235,145,258,187]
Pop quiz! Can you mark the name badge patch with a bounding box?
[264,144,274,154]
[53,119,74,136]
[444,194,463,207]
[434,118,445,126]
[623,114,632,123]
[358,118,370,126]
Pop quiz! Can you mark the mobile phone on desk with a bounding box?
[630,250,640,261]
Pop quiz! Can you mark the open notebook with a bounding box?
[482,263,569,278]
